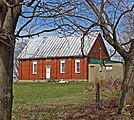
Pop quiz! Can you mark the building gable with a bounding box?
[88,34,109,59]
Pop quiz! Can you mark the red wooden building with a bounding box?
[18,32,109,81]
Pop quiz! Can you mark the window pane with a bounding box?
[33,61,37,74]
[62,63,65,68]
[77,62,80,67]
[75,60,80,73]
[60,60,65,73]
[77,67,80,72]
[62,63,65,73]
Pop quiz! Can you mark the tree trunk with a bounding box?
[0,40,14,120]
[118,55,134,114]
[0,1,21,119]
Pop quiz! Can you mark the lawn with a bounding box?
[12,81,124,120]
[13,82,94,119]
[13,82,93,106]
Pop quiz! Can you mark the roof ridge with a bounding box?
[18,32,100,59]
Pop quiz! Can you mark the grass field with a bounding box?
[12,81,119,120]
[13,82,93,106]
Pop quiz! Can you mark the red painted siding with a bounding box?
[89,35,108,59]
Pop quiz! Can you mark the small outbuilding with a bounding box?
[88,58,123,82]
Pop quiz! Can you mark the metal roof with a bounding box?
[89,57,123,64]
[18,32,100,59]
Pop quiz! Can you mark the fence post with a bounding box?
[96,82,100,110]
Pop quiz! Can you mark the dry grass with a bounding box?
[12,81,134,120]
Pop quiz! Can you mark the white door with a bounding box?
[46,66,51,79]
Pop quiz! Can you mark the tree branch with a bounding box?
[114,4,134,32]
[16,0,40,36]
[16,26,63,38]
[86,0,128,58]
[4,0,36,8]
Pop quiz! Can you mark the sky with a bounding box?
[15,0,133,61]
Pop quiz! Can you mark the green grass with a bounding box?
[13,82,93,106]
[12,81,119,119]
[13,82,95,119]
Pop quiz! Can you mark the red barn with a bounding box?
[18,32,109,81]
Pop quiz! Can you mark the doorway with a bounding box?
[46,66,51,79]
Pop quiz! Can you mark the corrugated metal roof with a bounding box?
[18,32,100,59]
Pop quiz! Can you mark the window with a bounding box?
[60,60,65,73]
[105,65,112,70]
[33,61,37,74]
[75,59,80,73]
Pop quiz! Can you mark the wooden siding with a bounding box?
[89,35,108,59]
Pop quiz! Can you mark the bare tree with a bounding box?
[41,0,134,114]
[85,0,134,114]
[0,0,76,119]
[19,0,133,115]
[0,0,20,118]
[0,0,133,119]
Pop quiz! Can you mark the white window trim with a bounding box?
[105,65,113,70]
[33,61,37,74]
[75,59,80,73]
[60,60,65,73]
